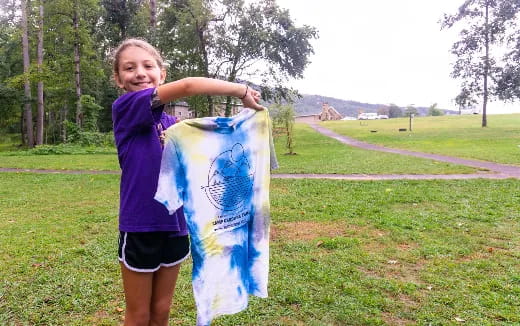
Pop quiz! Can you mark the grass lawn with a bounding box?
[0,124,478,175]
[274,124,477,175]
[0,134,21,152]
[0,153,120,171]
[322,113,520,166]
[1,173,519,325]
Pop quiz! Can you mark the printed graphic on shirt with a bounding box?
[203,143,254,211]
[201,143,254,233]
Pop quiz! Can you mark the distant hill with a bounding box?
[292,94,457,117]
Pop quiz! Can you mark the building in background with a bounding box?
[164,102,244,120]
[319,103,342,121]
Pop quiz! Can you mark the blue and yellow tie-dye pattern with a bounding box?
[154,108,278,326]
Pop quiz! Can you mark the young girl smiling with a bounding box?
[111,38,263,326]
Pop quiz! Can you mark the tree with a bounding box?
[157,0,223,116]
[100,0,146,47]
[21,0,34,147]
[495,2,520,101]
[0,1,24,134]
[404,105,418,117]
[149,0,157,41]
[270,103,295,155]
[388,104,403,118]
[428,103,444,116]
[44,0,104,138]
[36,0,44,145]
[80,95,103,131]
[160,0,317,116]
[215,0,318,116]
[377,106,390,116]
[442,0,520,127]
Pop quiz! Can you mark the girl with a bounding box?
[111,38,263,326]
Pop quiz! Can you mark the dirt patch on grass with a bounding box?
[271,221,386,241]
[381,311,417,326]
[359,257,428,285]
[276,316,306,326]
[456,250,494,263]
[271,221,348,241]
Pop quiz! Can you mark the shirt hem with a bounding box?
[118,225,189,233]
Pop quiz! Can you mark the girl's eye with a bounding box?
[125,67,134,71]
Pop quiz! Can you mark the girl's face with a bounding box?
[114,46,166,92]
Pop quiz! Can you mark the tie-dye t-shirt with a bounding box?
[154,108,278,326]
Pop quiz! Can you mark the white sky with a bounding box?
[276,0,520,114]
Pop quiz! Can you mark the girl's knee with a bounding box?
[149,307,170,326]
[124,309,150,326]
[150,300,171,322]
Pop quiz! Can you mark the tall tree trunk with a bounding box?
[482,1,489,127]
[224,96,234,117]
[195,20,214,116]
[21,0,34,147]
[61,106,68,142]
[73,0,82,128]
[149,0,157,42]
[36,0,45,145]
[225,64,239,117]
[20,113,25,146]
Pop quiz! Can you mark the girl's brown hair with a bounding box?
[112,38,165,76]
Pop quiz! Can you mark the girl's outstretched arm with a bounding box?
[157,77,264,110]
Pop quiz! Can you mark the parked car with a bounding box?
[341,116,357,120]
[358,113,378,120]
[377,115,389,119]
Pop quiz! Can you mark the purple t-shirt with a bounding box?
[112,87,188,233]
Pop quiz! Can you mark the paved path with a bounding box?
[302,123,520,180]
[2,124,520,180]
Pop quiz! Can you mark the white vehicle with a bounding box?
[358,112,378,120]
[341,116,357,120]
[377,114,389,119]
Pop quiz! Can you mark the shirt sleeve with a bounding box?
[154,134,186,215]
[112,88,159,133]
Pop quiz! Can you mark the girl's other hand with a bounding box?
[241,87,264,111]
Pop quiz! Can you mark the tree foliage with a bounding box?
[388,104,403,118]
[442,0,520,126]
[0,0,317,145]
[270,103,295,155]
[157,0,318,116]
[428,103,445,116]
[404,105,418,117]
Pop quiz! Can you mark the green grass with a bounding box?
[1,173,519,325]
[0,125,478,175]
[0,134,21,152]
[274,124,477,175]
[0,153,120,171]
[0,143,119,171]
[322,113,520,165]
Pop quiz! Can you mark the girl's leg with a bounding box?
[120,263,154,326]
[149,264,182,326]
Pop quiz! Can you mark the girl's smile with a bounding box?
[115,46,166,92]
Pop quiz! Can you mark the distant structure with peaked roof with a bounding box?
[319,103,342,121]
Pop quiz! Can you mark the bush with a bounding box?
[74,131,114,147]
[64,120,114,147]
[0,143,116,156]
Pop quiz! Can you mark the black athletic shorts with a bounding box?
[118,231,190,272]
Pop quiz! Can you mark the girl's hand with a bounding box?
[241,86,264,111]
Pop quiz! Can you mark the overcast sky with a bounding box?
[275,0,520,114]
